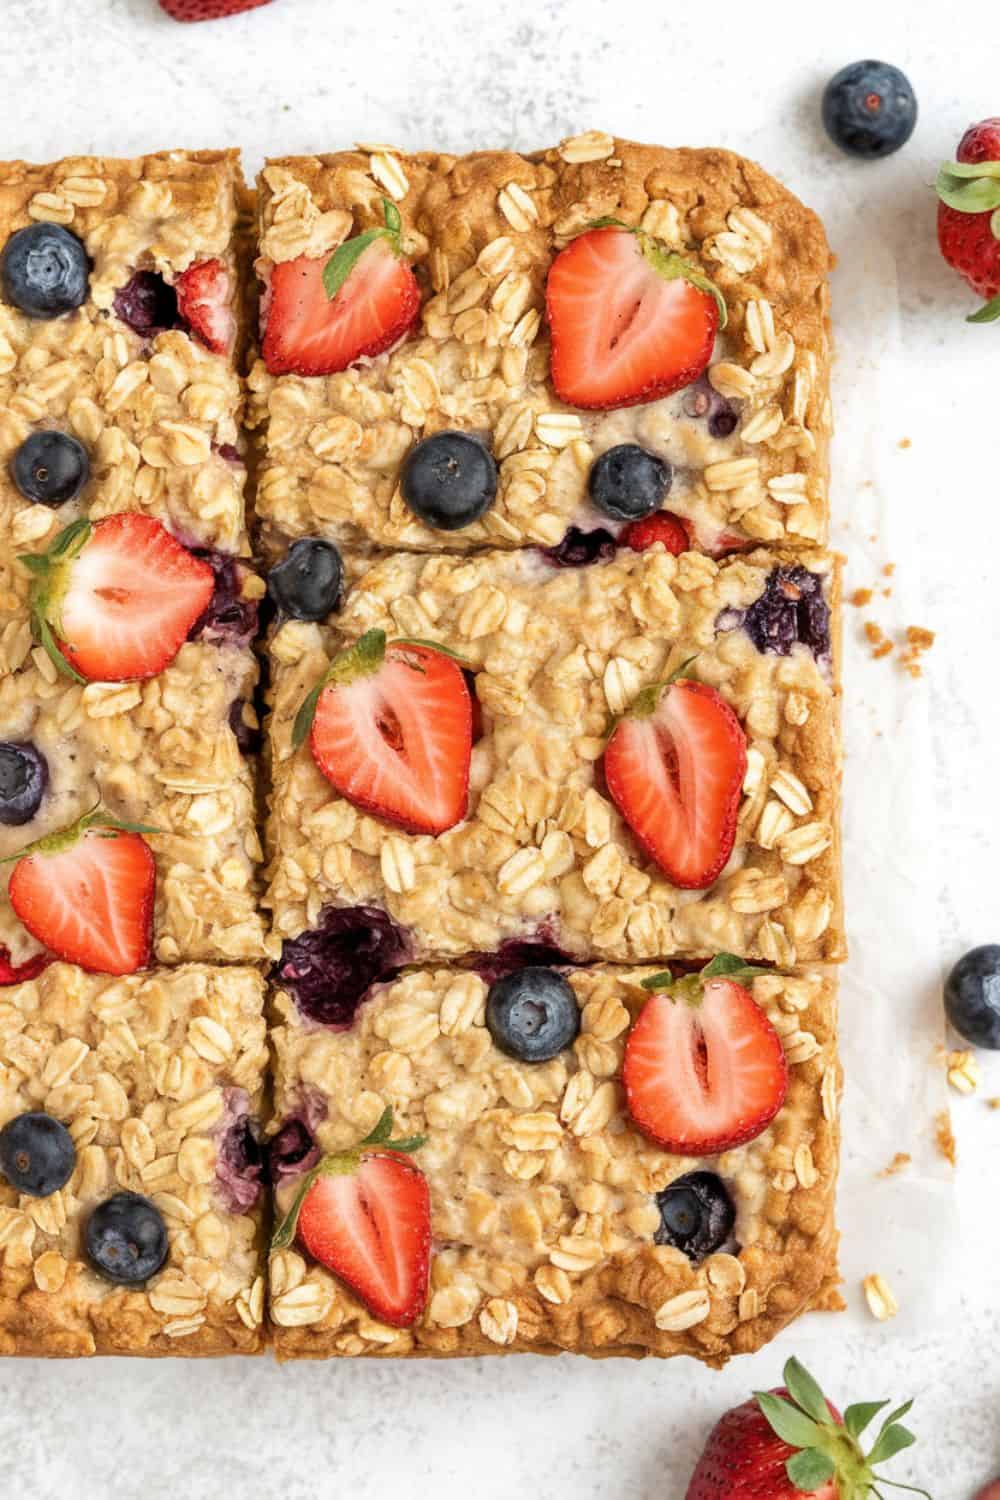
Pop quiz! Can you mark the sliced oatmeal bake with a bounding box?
[248,135,831,560]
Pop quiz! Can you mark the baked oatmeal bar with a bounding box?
[248,134,831,557]
[0,639,267,967]
[0,964,268,1356]
[265,545,843,989]
[0,148,252,646]
[267,964,839,1362]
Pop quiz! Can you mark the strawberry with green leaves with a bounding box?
[546,219,725,410]
[272,1107,430,1329]
[262,198,421,376]
[686,1356,931,1500]
[623,954,787,1155]
[936,118,1000,323]
[22,514,215,684]
[293,628,472,836]
[4,806,158,976]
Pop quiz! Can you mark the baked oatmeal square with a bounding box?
[0,639,267,970]
[0,963,267,1356]
[248,136,831,558]
[266,963,839,1363]
[264,545,842,992]
[0,147,253,643]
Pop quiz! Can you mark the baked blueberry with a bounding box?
[1,224,89,318]
[273,904,410,1028]
[541,525,617,569]
[112,270,181,338]
[485,967,580,1062]
[400,431,498,531]
[822,61,917,159]
[740,566,831,660]
[0,1111,76,1197]
[85,1192,169,1286]
[267,537,344,621]
[267,1117,320,1184]
[189,550,260,646]
[11,431,90,506]
[654,1171,736,1262]
[588,444,672,522]
[0,741,48,826]
[944,945,1000,1050]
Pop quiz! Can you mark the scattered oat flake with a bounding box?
[947,1049,981,1095]
[898,438,911,449]
[879,1152,911,1177]
[862,1273,898,1322]
[849,588,873,607]
[883,563,895,577]
[987,1097,1000,1111]
[934,1109,957,1166]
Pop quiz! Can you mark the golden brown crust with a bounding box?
[0,964,268,1357]
[249,135,831,555]
[268,965,840,1364]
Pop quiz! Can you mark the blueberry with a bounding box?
[654,1171,736,1262]
[214,1092,264,1215]
[1,224,89,318]
[0,1111,76,1197]
[112,271,180,338]
[189,550,260,647]
[267,1117,320,1185]
[708,405,738,439]
[0,742,48,826]
[228,697,262,756]
[944,946,1000,1050]
[400,432,498,531]
[588,444,672,522]
[822,61,917,159]
[273,904,410,1028]
[267,538,344,622]
[740,566,831,660]
[470,927,576,985]
[11,431,90,507]
[85,1192,169,1285]
[485,967,580,1062]
[541,525,617,569]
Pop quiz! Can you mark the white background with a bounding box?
[2,0,1000,1495]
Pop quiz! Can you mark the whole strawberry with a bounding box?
[685,1357,931,1500]
[158,0,274,20]
[936,118,1000,323]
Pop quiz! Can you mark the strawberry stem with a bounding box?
[967,292,1000,324]
[640,952,772,999]
[21,517,94,684]
[0,803,161,865]
[270,1105,426,1251]
[291,628,388,749]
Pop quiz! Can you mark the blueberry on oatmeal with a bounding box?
[112,270,181,338]
[400,431,498,531]
[85,1192,169,1286]
[654,1171,736,1261]
[273,904,410,1028]
[267,537,344,622]
[189,550,260,647]
[588,443,672,522]
[485,967,580,1062]
[1,223,89,318]
[0,1112,76,1198]
[11,431,90,506]
[541,525,617,569]
[0,742,49,826]
[739,566,831,659]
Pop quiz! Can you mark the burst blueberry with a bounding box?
[822,60,917,159]
[11,431,90,506]
[740,566,831,660]
[944,945,1000,1050]
[0,742,48,827]
[654,1171,736,1262]
[112,270,181,338]
[267,537,344,622]
[1,224,89,318]
[588,444,672,522]
[400,431,498,531]
[485,967,580,1062]
[85,1192,169,1285]
[273,904,409,1028]
[541,526,617,569]
[0,1112,76,1198]
[189,550,259,646]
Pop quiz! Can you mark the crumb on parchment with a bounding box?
[879,1152,912,1177]
[934,1110,957,1166]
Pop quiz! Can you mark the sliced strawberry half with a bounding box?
[623,959,788,1155]
[546,224,724,410]
[0,945,51,986]
[6,810,156,976]
[619,511,691,555]
[176,258,235,354]
[23,515,215,683]
[604,675,746,889]
[294,629,472,836]
[272,1108,430,1329]
[262,198,421,376]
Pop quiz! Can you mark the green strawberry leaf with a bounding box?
[640,238,728,330]
[935,166,1000,213]
[639,970,675,992]
[754,1392,825,1450]
[382,197,402,235]
[323,228,383,299]
[786,1448,835,1491]
[291,629,388,749]
[17,554,50,576]
[46,516,92,561]
[782,1357,834,1426]
[270,1167,317,1251]
[868,1423,917,1467]
[291,677,327,750]
[843,1400,889,1439]
[586,215,630,231]
[384,1134,427,1154]
[362,1107,394,1146]
[664,654,699,686]
[967,292,1000,324]
[35,614,85,684]
[699,953,773,984]
[391,637,475,668]
[937,158,1000,181]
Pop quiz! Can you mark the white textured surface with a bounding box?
[3,0,1000,1495]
